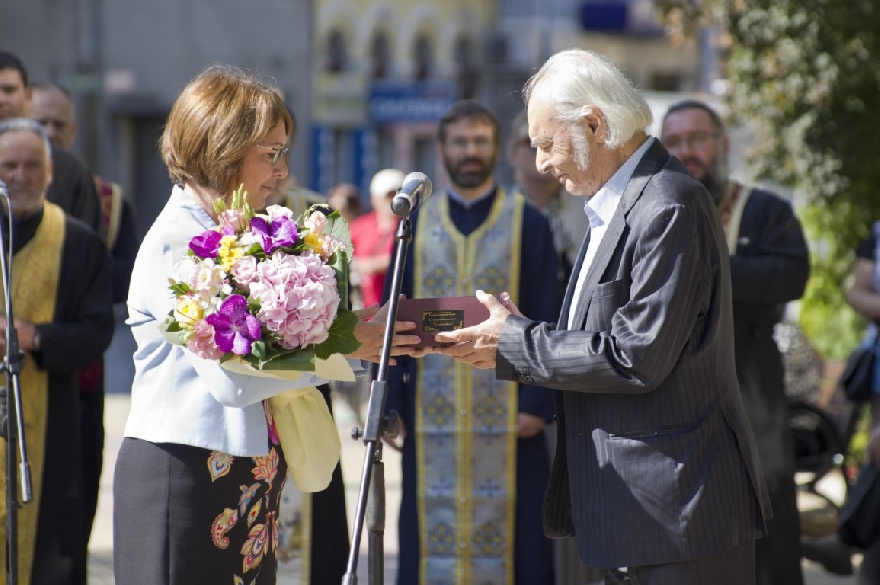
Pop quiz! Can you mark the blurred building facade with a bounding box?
[310,0,489,204]
[1,0,709,228]
[312,0,705,196]
[1,0,315,238]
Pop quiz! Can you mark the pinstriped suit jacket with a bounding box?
[496,140,772,569]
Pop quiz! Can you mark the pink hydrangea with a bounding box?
[186,319,225,360]
[231,255,260,292]
[249,251,340,349]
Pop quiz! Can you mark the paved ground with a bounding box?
[88,316,863,583]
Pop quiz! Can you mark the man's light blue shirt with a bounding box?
[568,137,655,329]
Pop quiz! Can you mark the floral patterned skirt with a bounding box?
[113,430,288,584]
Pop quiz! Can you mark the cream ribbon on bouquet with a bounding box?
[223,355,354,492]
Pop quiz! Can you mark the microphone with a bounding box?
[0,178,8,199]
[391,172,432,217]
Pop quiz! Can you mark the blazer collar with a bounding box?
[561,139,672,330]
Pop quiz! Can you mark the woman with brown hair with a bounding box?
[112,65,419,584]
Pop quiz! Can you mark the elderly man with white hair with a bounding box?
[434,49,772,584]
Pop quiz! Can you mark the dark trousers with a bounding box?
[604,539,755,585]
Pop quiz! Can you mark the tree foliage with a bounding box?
[655,0,880,358]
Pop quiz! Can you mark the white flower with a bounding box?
[265,204,296,221]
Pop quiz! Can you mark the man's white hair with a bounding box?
[523,49,652,149]
[0,117,53,159]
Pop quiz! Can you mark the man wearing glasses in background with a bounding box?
[661,99,811,585]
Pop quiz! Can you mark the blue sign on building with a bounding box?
[368,81,457,124]
[309,125,370,199]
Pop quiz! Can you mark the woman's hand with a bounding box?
[347,301,422,364]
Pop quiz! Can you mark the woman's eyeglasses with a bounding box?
[256,144,290,165]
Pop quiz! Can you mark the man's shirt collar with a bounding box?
[584,136,655,228]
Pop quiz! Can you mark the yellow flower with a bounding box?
[174,297,203,325]
[218,235,244,271]
[304,233,324,255]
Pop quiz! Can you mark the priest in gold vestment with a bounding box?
[0,118,113,584]
[385,101,561,584]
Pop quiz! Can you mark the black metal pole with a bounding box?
[342,216,411,584]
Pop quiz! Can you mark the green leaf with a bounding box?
[331,251,350,311]
[166,321,182,333]
[324,213,354,263]
[251,340,267,361]
[313,309,361,360]
[169,282,190,296]
[257,347,317,371]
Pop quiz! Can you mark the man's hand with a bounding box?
[347,301,423,364]
[0,317,39,353]
[431,290,515,369]
[517,413,546,438]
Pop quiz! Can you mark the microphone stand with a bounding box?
[0,205,33,585]
[342,215,412,585]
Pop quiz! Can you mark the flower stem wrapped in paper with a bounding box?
[163,185,360,491]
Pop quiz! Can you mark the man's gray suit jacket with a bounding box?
[496,139,772,569]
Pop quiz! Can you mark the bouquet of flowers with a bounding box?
[163,185,361,491]
[164,185,360,371]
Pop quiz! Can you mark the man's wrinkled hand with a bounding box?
[431,290,510,369]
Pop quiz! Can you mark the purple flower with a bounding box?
[205,294,262,355]
[250,215,298,254]
[189,229,224,259]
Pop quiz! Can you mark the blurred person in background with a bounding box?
[326,181,362,224]
[30,81,138,298]
[350,168,404,309]
[661,99,810,585]
[28,80,139,550]
[843,222,880,585]
[0,118,114,584]
[0,50,101,233]
[326,181,363,308]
